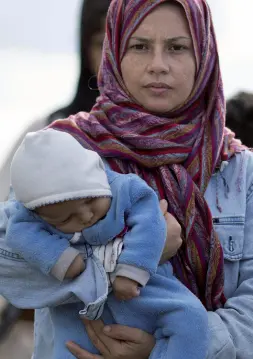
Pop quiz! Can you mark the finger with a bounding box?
[159,199,168,215]
[66,341,103,359]
[85,321,110,354]
[85,319,115,354]
[164,213,182,233]
[103,324,147,343]
[164,212,176,223]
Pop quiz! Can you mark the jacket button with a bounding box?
[229,236,234,252]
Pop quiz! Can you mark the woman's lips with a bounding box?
[144,83,172,95]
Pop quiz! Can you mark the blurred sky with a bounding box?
[0,0,81,53]
[0,0,81,165]
[1,0,253,168]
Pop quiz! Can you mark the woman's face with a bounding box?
[89,17,106,75]
[121,3,196,114]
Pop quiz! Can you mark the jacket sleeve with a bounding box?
[206,184,253,359]
[0,201,108,310]
[116,174,166,282]
[5,201,80,280]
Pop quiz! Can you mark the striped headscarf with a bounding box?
[50,0,240,310]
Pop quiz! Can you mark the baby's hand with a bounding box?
[64,254,86,279]
[113,276,140,301]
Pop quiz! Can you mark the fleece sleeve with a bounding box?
[5,202,80,280]
[0,200,107,312]
[116,174,166,278]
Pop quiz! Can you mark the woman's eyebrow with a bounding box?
[130,36,191,43]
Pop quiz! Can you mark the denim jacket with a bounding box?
[0,151,253,359]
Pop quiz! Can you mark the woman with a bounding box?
[0,0,111,343]
[0,1,252,359]
[50,0,252,358]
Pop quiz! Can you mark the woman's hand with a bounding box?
[66,318,155,359]
[159,199,183,264]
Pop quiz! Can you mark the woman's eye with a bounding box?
[130,44,148,51]
[169,45,187,52]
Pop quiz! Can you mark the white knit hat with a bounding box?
[11,129,112,209]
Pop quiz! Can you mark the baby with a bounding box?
[5,129,208,359]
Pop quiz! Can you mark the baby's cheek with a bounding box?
[54,224,65,232]
[55,223,73,234]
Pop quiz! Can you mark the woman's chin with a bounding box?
[143,102,176,115]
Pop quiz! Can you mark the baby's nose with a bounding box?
[78,211,93,223]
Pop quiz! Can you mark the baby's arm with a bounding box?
[0,199,107,317]
[109,173,167,299]
[64,254,85,279]
[6,201,85,281]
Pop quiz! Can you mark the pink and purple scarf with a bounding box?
[50,0,244,310]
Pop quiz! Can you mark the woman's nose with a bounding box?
[148,48,169,75]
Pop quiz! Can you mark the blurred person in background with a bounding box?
[226,91,253,147]
[0,0,110,343]
[47,0,111,123]
[0,0,110,202]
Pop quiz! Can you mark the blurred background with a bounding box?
[1,0,253,190]
[1,0,253,357]
[0,0,80,189]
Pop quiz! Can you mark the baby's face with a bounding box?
[35,197,111,233]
